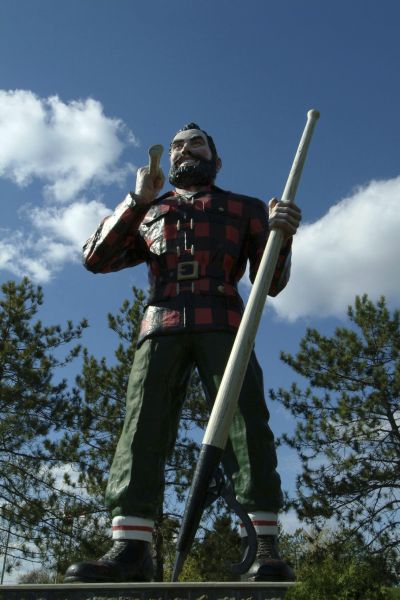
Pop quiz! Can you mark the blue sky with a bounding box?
[1,0,400,564]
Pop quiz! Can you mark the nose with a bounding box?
[181,141,191,154]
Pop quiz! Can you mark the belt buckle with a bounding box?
[177,261,199,281]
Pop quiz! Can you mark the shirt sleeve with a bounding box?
[247,198,292,297]
[82,193,149,274]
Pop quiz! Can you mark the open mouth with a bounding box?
[176,158,199,168]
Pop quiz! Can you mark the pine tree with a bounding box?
[191,514,241,582]
[0,278,87,571]
[284,528,395,599]
[159,514,240,582]
[270,295,400,562]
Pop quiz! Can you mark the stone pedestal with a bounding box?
[0,581,295,600]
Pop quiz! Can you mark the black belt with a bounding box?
[159,260,226,284]
[148,277,241,302]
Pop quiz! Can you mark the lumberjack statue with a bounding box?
[64,121,305,584]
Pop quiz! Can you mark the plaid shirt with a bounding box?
[83,186,292,345]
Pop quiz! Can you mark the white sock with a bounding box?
[112,516,154,542]
[239,511,278,537]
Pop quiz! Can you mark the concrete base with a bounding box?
[0,581,295,600]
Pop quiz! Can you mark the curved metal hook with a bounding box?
[204,467,257,575]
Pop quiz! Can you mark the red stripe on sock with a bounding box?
[240,520,277,528]
[112,525,153,532]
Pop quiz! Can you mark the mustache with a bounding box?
[174,151,198,166]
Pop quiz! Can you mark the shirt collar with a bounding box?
[157,184,227,202]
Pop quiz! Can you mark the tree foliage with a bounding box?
[190,514,241,581]
[286,552,393,600]
[285,527,395,599]
[0,278,88,569]
[159,514,240,582]
[18,568,54,584]
[271,295,400,561]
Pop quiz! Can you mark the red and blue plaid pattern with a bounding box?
[83,187,292,345]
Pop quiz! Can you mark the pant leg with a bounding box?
[193,331,283,513]
[105,335,193,520]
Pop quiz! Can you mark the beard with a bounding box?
[168,154,218,188]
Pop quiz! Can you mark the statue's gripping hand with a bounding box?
[268,198,302,241]
[135,165,165,205]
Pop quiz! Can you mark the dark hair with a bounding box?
[170,122,218,159]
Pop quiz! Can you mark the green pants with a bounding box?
[105,331,283,519]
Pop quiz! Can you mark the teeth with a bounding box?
[180,159,197,166]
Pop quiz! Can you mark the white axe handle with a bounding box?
[203,109,320,449]
[148,144,164,177]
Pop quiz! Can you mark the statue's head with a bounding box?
[168,122,221,187]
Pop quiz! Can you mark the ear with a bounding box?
[216,157,222,172]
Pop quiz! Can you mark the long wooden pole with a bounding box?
[172,109,320,581]
[203,108,320,449]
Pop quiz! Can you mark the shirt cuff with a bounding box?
[126,192,146,208]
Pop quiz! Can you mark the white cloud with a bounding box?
[270,176,400,320]
[0,200,113,284]
[29,200,111,247]
[0,89,137,282]
[0,90,136,201]
[0,230,77,283]
[0,231,20,272]
[5,200,113,283]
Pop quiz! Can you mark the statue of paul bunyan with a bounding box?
[65,122,302,583]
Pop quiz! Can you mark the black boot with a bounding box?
[241,535,295,582]
[64,540,154,583]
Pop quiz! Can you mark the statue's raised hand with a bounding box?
[135,145,165,204]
